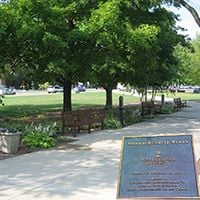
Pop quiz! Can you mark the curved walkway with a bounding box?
[0,101,200,200]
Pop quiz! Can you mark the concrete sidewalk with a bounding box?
[0,101,200,200]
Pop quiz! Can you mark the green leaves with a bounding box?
[126,23,160,50]
[88,0,120,30]
[176,36,200,85]
[0,0,188,108]
[22,132,56,148]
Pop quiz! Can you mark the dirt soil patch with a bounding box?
[0,138,77,161]
[0,145,41,160]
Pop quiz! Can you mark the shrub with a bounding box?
[125,114,142,124]
[23,123,58,137]
[161,104,175,114]
[104,117,122,129]
[22,123,58,148]
[124,108,142,124]
[22,131,56,148]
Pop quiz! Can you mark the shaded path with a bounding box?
[0,101,200,200]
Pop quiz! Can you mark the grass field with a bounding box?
[0,91,140,118]
[1,90,200,121]
[158,92,200,101]
[1,89,200,132]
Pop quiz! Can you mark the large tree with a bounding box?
[4,0,99,111]
[122,1,185,101]
[175,36,200,85]
[0,0,192,109]
[189,36,200,84]
[87,0,185,104]
[82,0,128,108]
[0,3,22,75]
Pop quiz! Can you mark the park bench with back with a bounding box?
[174,97,187,109]
[141,101,162,116]
[61,109,105,137]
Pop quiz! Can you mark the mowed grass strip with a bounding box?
[158,92,200,101]
[0,91,140,118]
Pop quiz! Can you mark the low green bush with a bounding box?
[23,122,59,137]
[125,114,142,124]
[104,117,122,129]
[124,107,142,125]
[22,123,58,149]
[22,131,56,148]
[161,104,175,114]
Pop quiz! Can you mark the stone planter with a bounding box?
[0,132,21,153]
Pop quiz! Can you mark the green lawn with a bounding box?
[0,91,140,118]
[1,90,200,131]
[2,90,200,124]
[158,92,200,101]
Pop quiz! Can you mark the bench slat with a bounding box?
[61,109,105,137]
[174,98,187,108]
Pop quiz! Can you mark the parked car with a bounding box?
[74,84,86,93]
[3,87,16,95]
[193,87,200,93]
[168,87,176,93]
[0,86,16,95]
[47,85,63,93]
[177,86,194,93]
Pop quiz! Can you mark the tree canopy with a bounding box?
[175,35,200,85]
[4,0,97,110]
[0,0,192,109]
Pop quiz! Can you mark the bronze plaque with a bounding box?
[117,135,199,199]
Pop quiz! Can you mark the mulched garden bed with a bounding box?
[0,136,77,161]
[0,145,42,160]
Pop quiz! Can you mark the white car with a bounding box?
[47,85,63,93]
[3,87,16,95]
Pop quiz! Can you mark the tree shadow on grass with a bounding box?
[0,103,104,118]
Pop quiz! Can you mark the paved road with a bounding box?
[0,101,200,200]
[13,89,103,96]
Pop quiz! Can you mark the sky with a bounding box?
[167,0,200,39]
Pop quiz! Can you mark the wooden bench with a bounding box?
[174,98,187,109]
[61,109,105,137]
[141,101,162,116]
[141,101,154,116]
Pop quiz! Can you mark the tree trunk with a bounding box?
[63,79,72,111]
[105,87,113,109]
